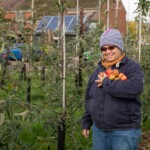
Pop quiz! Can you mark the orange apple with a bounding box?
[118,73,125,79]
[99,72,105,77]
[112,69,119,77]
[108,73,116,80]
[120,75,127,80]
[115,77,119,80]
[106,69,112,76]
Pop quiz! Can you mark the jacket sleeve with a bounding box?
[80,76,93,129]
[102,62,144,99]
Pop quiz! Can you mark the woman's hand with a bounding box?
[82,129,90,138]
[95,73,107,87]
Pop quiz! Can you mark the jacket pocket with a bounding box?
[104,98,130,125]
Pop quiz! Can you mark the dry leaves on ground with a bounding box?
[138,131,150,150]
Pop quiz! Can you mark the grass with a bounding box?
[1,44,150,149]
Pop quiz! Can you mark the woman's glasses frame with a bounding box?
[101,45,116,52]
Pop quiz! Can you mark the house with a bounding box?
[4,10,33,44]
[4,10,33,30]
[65,0,126,34]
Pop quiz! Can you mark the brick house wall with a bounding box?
[65,0,126,35]
[101,1,126,34]
[4,10,32,29]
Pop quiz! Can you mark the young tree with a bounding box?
[135,0,150,62]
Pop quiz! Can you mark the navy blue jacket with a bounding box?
[81,56,144,131]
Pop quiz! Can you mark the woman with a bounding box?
[81,28,144,150]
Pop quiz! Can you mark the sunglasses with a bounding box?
[101,46,116,52]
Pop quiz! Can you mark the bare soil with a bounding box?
[138,131,150,150]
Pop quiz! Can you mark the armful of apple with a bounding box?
[95,69,127,87]
[102,69,127,80]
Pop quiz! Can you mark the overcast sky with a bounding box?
[122,0,139,21]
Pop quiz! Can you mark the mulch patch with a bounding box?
[138,131,150,150]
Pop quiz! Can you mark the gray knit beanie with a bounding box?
[100,28,125,51]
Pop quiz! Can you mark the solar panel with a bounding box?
[35,21,44,33]
[35,16,52,33]
[43,16,52,22]
[35,15,87,34]
[46,16,58,31]
[67,17,77,32]
[65,16,74,28]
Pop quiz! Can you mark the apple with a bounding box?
[120,75,127,80]
[99,72,105,77]
[106,69,112,76]
[115,77,119,80]
[108,73,116,80]
[118,73,125,79]
[112,69,119,77]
